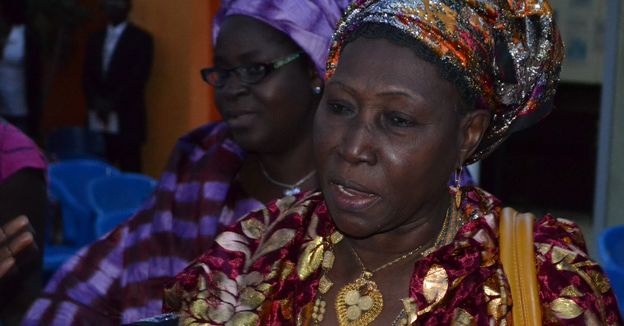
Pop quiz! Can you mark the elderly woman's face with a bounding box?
[314,37,470,238]
[214,16,317,154]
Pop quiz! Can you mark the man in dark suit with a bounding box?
[0,0,43,142]
[83,0,153,172]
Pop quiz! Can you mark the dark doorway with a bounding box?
[480,83,600,214]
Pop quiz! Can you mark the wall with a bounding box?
[130,0,220,177]
[606,3,624,227]
[41,0,104,137]
[41,1,220,176]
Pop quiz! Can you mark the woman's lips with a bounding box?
[330,181,380,212]
[225,111,257,129]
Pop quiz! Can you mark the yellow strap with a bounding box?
[499,207,542,325]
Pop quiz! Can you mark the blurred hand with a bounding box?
[0,215,37,279]
[93,97,114,123]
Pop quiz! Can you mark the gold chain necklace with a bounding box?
[312,205,455,326]
[334,242,426,326]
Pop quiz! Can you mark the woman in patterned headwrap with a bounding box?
[22,1,349,324]
[164,0,622,325]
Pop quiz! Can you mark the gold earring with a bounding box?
[454,166,462,209]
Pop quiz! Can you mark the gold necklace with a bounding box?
[423,206,451,256]
[335,242,426,326]
[312,206,455,325]
[313,232,344,324]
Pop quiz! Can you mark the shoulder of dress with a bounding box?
[176,122,236,152]
[262,192,324,218]
[533,213,590,257]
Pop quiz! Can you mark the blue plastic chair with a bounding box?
[46,127,106,161]
[88,173,156,238]
[44,159,120,274]
[87,173,157,217]
[94,208,137,238]
[598,225,624,314]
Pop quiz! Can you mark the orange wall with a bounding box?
[41,0,105,138]
[42,1,220,176]
[131,0,220,176]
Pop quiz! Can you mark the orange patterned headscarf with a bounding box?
[327,0,564,164]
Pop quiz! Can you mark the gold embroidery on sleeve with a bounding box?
[225,311,259,326]
[452,308,476,325]
[423,265,449,304]
[297,236,324,280]
[401,298,419,324]
[549,297,583,319]
[588,270,612,294]
[560,285,582,298]
[241,218,266,240]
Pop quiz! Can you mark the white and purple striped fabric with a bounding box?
[22,122,264,325]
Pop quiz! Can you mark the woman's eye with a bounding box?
[385,112,416,127]
[243,64,266,76]
[327,102,353,116]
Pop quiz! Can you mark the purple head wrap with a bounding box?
[213,0,351,77]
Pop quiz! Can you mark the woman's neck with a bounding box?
[345,192,451,263]
[255,132,316,185]
[239,132,317,203]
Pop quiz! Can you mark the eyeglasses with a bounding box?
[200,52,302,88]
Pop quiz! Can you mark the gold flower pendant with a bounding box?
[335,271,383,325]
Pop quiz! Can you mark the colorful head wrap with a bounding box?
[327,0,564,164]
[213,0,351,77]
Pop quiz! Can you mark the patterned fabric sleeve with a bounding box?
[163,193,326,325]
[21,123,255,325]
[534,215,622,325]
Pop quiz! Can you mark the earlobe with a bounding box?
[311,74,324,95]
[458,110,491,164]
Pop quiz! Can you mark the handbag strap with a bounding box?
[499,207,542,325]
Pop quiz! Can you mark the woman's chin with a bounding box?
[230,129,265,152]
[330,216,380,239]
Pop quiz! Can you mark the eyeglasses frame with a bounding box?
[200,52,302,88]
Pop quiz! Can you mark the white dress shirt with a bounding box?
[102,21,128,74]
[0,24,28,117]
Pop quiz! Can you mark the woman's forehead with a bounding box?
[331,37,459,104]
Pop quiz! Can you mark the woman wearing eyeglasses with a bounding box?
[23,1,349,325]
[204,14,324,203]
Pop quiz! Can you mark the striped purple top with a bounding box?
[22,122,264,325]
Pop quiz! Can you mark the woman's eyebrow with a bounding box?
[214,49,263,64]
[328,79,424,104]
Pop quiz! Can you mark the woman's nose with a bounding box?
[338,122,377,166]
[219,72,248,99]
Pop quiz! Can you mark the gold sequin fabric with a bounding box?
[326,0,564,164]
[163,188,622,325]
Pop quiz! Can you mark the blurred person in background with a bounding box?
[0,0,43,142]
[0,118,47,325]
[83,0,153,172]
[23,1,350,324]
